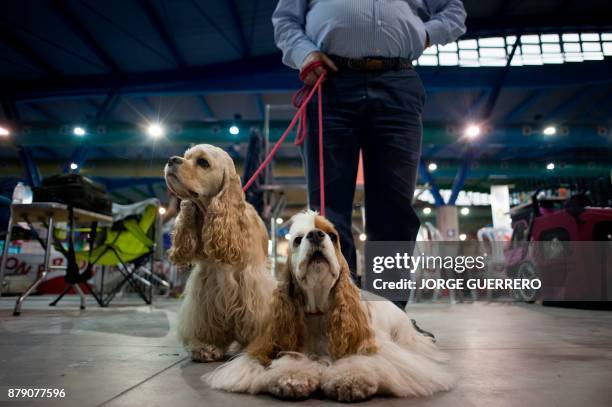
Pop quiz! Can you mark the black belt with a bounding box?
[329,55,413,71]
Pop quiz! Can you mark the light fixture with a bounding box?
[464,124,481,138]
[229,125,240,135]
[428,162,438,172]
[158,207,167,215]
[147,123,165,138]
[69,162,78,170]
[359,233,367,242]
[275,217,283,225]
[546,162,555,170]
[285,233,291,240]
[459,233,467,241]
[73,126,86,136]
[543,126,556,136]
[423,207,432,215]
[460,207,470,216]
[0,126,10,137]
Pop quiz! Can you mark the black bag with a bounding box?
[33,174,113,216]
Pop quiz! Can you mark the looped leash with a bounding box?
[242,61,327,216]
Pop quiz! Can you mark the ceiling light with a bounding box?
[546,162,555,170]
[359,233,367,242]
[229,125,240,135]
[423,207,432,215]
[428,162,438,172]
[69,162,78,170]
[285,233,291,240]
[158,207,167,215]
[459,233,467,241]
[0,126,11,136]
[543,126,556,136]
[147,123,164,138]
[276,217,283,225]
[464,124,481,138]
[73,126,86,136]
[460,207,470,216]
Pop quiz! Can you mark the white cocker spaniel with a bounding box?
[206,210,453,401]
[164,144,275,362]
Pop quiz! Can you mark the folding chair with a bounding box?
[50,199,166,307]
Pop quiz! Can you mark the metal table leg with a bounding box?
[13,215,54,316]
[74,283,86,310]
[0,209,14,296]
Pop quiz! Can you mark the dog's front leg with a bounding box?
[321,356,378,402]
[263,353,323,400]
[190,343,225,362]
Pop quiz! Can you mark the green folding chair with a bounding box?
[50,199,165,307]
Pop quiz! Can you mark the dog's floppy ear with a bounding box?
[202,169,247,265]
[326,257,378,359]
[247,262,306,365]
[169,200,202,265]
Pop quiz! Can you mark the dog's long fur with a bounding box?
[165,144,275,361]
[205,211,453,401]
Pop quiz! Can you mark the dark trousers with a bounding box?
[304,68,425,301]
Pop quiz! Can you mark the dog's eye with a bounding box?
[196,157,209,168]
[329,233,338,243]
[293,236,303,247]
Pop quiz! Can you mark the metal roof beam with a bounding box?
[464,13,612,38]
[0,20,59,76]
[504,90,543,122]
[21,103,58,122]
[189,0,243,56]
[138,96,158,119]
[94,90,120,122]
[6,57,612,102]
[138,0,186,68]
[17,147,41,187]
[50,0,120,73]
[481,37,521,120]
[255,94,265,120]
[196,95,215,119]
[227,0,250,57]
[448,149,474,205]
[463,90,488,119]
[1,99,20,121]
[544,86,598,124]
[418,161,445,206]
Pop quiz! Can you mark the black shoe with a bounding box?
[411,319,436,342]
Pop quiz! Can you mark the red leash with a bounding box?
[242,61,327,216]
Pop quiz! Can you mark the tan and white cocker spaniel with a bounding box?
[164,144,275,362]
[206,210,453,401]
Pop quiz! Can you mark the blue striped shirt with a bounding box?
[272,0,467,69]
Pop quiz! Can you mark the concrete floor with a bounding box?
[1,296,611,407]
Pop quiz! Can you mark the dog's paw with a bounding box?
[268,373,319,400]
[322,373,378,402]
[191,344,224,362]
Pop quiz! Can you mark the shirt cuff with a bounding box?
[289,41,319,70]
[424,19,448,46]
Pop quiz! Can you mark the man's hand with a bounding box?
[300,51,338,86]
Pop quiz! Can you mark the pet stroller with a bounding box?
[505,186,612,303]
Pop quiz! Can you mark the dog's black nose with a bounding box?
[167,156,182,166]
[306,229,325,245]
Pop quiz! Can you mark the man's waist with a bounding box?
[328,55,413,71]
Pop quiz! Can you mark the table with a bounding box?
[0,202,112,315]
